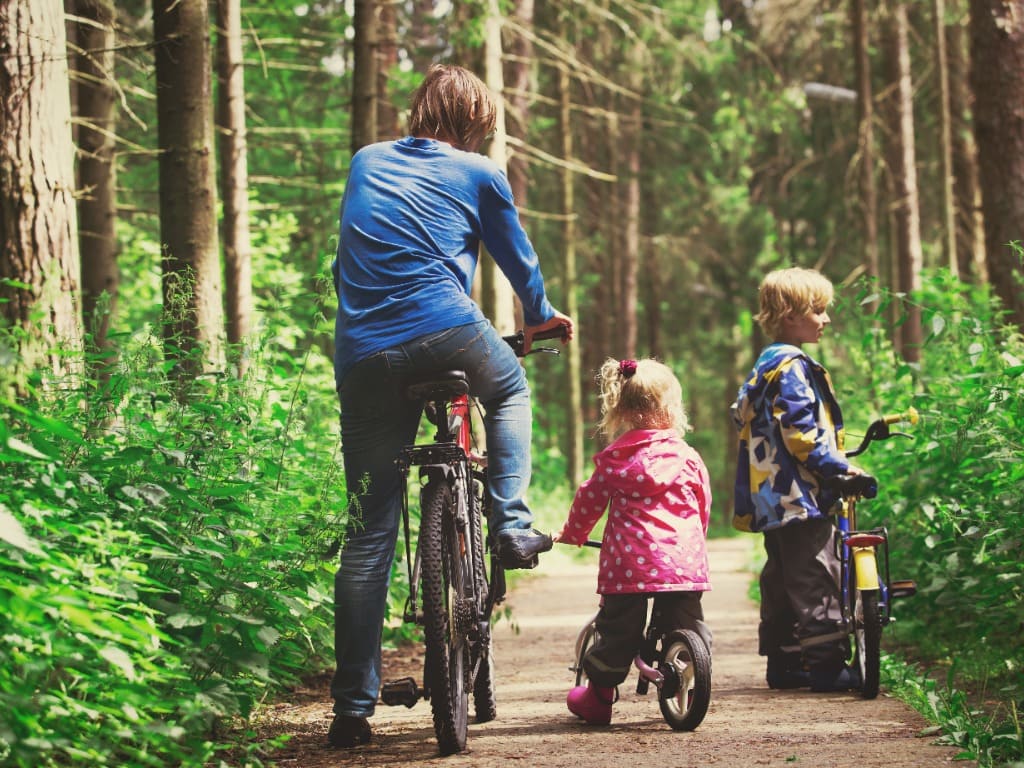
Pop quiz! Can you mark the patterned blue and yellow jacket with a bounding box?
[732,343,850,533]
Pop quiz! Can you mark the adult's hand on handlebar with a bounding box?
[524,311,574,354]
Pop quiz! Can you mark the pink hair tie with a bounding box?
[619,359,637,378]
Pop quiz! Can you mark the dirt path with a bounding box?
[256,537,969,767]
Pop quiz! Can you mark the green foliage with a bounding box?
[826,270,1024,764]
[884,656,1024,767]
[0,333,342,766]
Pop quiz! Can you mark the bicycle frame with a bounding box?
[836,498,894,627]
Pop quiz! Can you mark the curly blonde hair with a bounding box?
[596,358,689,439]
[754,267,835,339]
[407,64,497,151]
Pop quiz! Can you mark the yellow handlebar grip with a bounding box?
[883,406,919,426]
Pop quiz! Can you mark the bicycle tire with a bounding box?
[658,629,711,731]
[469,474,496,723]
[419,478,470,755]
[852,586,882,699]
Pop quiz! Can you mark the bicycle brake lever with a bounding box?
[527,346,561,356]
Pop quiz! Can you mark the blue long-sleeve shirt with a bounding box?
[332,137,554,385]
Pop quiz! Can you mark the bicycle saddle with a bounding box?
[405,371,469,401]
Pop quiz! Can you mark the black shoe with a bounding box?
[809,665,862,693]
[766,654,811,689]
[494,528,553,570]
[327,714,371,748]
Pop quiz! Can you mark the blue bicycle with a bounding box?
[826,407,919,699]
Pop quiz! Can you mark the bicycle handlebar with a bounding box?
[828,406,918,499]
[845,406,918,458]
[502,325,569,357]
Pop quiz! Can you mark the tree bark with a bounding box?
[558,56,584,489]
[619,49,643,360]
[882,2,923,361]
[0,0,82,388]
[153,0,224,377]
[376,0,400,140]
[479,0,515,335]
[216,0,253,374]
[504,0,533,226]
[351,0,377,154]
[947,19,987,283]
[73,0,118,353]
[934,0,958,276]
[852,0,879,280]
[970,0,1024,328]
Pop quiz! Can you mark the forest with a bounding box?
[0,0,1022,765]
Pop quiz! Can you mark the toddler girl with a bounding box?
[555,357,713,725]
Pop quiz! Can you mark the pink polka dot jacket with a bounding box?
[558,428,713,595]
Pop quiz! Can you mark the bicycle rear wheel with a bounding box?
[852,586,882,699]
[658,629,711,731]
[419,478,471,755]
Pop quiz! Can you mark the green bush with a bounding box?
[829,270,1024,765]
[0,333,342,766]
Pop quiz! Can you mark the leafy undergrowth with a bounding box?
[0,335,342,767]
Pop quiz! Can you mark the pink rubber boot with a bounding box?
[566,682,615,725]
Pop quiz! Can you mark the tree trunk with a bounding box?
[504,0,533,225]
[852,0,879,280]
[479,0,515,335]
[933,0,959,276]
[558,57,584,489]
[882,2,923,361]
[947,19,987,283]
[376,0,400,140]
[216,0,253,374]
[153,0,224,377]
[619,52,642,360]
[970,0,1024,329]
[0,0,83,388]
[73,0,118,354]
[351,0,377,154]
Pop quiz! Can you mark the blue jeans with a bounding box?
[331,320,535,717]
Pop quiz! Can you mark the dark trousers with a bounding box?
[758,516,850,671]
[583,591,711,688]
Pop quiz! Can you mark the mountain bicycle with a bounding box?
[568,541,712,731]
[827,407,919,699]
[378,326,566,755]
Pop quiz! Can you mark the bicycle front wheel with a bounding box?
[572,621,599,688]
[658,629,711,731]
[469,474,496,724]
[419,478,471,755]
[852,586,882,699]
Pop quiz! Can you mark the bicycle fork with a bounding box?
[837,499,917,629]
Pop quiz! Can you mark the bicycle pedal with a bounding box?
[380,677,421,708]
[890,579,917,599]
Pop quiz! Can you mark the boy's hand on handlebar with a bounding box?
[524,311,574,354]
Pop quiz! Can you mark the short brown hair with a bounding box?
[755,267,835,339]
[407,64,497,150]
